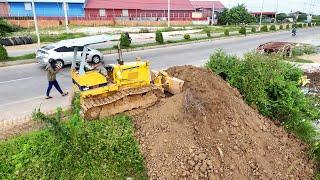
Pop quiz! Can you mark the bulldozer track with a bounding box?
[81,85,164,120]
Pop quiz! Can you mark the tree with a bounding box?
[297,13,308,22]
[218,4,256,25]
[276,13,288,22]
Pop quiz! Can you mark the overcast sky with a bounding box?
[218,0,320,14]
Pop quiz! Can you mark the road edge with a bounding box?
[1,27,318,68]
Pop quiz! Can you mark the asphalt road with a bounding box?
[1,27,320,122]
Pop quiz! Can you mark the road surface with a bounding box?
[1,27,320,123]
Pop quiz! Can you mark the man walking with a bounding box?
[45,59,68,99]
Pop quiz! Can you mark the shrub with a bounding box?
[0,44,8,61]
[184,34,191,40]
[239,26,246,35]
[270,24,276,31]
[303,23,307,28]
[139,28,150,33]
[224,29,230,36]
[279,24,284,30]
[0,18,17,37]
[120,32,131,48]
[206,50,320,143]
[308,23,312,27]
[251,26,257,33]
[286,24,290,29]
[292,24,298,28]
[298,23,303,28]
[260,25,269,32]
[292,46,317,56]
[155,30,164,44]
[204,28,211,37]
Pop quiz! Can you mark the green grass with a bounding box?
[31,33,87,43]
[292,46,317,57]
[0,97,147,179]
[6,53,36,61]
[287,58,314,63]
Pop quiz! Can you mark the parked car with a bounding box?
[36,44,103,69]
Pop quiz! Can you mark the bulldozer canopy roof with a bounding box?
[56,35,116,48]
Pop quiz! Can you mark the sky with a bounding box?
[219,0,320,14]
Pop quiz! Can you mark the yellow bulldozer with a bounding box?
[62,35,184,120]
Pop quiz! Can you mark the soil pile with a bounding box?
[134,66,315,179]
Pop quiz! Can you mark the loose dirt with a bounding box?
[134,66,315,179]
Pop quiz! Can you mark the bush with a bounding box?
[270,24,276,31]
[206,50,320,143]
[155,31,164,44]
[0,44,8,61]
[204,28,211,37]
[239,26,246,35]
[308,23,312,27]
[286,24,290,29]
[0,95,146,179]
[184,34,191,40]
[292,46,317,56]
[139,28,149,33]
[119,32,132,48]
[260,25,269,32]
[279,24,284,30]
[251,26,256,33]
[303,23,307,28]
[224,29,230,36]
[0,18,17,37]
[298,23,303,28]
[292,24,297,28]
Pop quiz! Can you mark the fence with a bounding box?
[2,12,208,28]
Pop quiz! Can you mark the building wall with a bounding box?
[0,2,9,16]
[85,9,192,20]
[8,2,84,17]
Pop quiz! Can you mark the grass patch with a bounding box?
[6,53,36,61]
[31,33,87,43]
[287,57,314,63]
[0,95,146,179]
[292,46,317,57]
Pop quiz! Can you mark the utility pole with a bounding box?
[63,0,69,32]
[259,0,265,31]
[274,0,279,23]
[167,0,170,27]
[211,2,215,25]
[31,0,40,48]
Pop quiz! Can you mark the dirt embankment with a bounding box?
[134,66,315,179]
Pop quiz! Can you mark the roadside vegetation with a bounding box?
[0,95,146,179]
[206,51,320,175]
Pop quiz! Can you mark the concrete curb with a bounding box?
[1,27,318,68]
[0,59,35,67]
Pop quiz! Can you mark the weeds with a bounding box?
[292,46,317,56]
[0,94,146,179]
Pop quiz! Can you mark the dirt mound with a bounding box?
[134,66,315,179]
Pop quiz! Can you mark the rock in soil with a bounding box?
[134,66,315,179]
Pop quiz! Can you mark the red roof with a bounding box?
[190,1,225,10]
[85,0,195,10]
